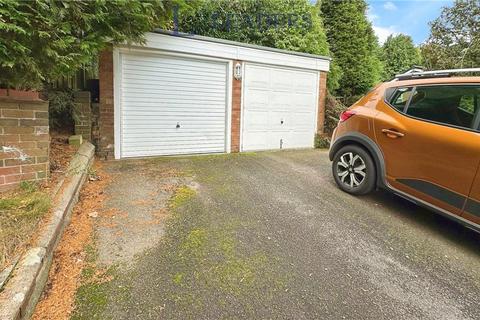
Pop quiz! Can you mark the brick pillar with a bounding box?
[98,48,115,159]
[91,102,100,148]
[0,97,49,192]
[73,91,92,141]
[231,61,242,152]
[316,71,328,135]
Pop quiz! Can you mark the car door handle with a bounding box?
[381,128,405,138]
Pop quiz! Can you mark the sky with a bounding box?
[366,0,454,45]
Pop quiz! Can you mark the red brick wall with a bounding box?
[231,61,242,152]
[317,71,328,135]
[98,48,115,159]
[0,97,49,192]
[73,91,92,141]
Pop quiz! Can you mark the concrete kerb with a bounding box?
[0,142,95,320]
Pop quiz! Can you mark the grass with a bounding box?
[0,181,50,267]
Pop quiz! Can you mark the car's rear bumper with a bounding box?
[328,127,339,160]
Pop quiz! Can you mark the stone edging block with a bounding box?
[0,142,95,320]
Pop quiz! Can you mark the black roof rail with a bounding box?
[393,68,480,81]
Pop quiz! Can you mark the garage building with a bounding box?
[98,30,330,159]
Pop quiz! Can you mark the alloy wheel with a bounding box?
[336,152,367,188]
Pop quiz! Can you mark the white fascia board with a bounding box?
[117,32,330,72]
[236,46,324,71]
[143,32,238,59]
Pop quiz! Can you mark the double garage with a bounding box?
[103,31,330,159]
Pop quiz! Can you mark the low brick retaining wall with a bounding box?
[0,142,95,320]
[0,97,49,192]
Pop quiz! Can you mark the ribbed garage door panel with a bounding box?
[242,64,318,151]
[120,53,228,157]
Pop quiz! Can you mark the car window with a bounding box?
[405,85,480,130]
[389,87,413,112]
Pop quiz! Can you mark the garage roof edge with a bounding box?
[152,29,332,62]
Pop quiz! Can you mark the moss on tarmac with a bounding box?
[71,241,116,320]
[74,150,480,320]
[86,154,291,319]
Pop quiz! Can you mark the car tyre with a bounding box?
[332,145,376,195]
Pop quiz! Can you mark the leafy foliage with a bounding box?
[178,0,348,92]
[178,0,330,56]
[314,134,330,148]
[43,88,76,130]
[324,93,346,134]
[0,0,185,89]
[321,0,383,104]
[421,0,480,69]
[178,0,334,77]
[381,34,421,80]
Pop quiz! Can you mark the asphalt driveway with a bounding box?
[75,149,480,320]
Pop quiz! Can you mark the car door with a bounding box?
[465,168,480,226]
[374,84,480,216]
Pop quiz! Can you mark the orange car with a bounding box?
[329,68,480,232]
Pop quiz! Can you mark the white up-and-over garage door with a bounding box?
[241,63,319,151]
[115,32,330,158]
[120,53,228,158]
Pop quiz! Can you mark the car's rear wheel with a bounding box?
[332,145,376,195]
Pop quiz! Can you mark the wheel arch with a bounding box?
[329,133,386,188]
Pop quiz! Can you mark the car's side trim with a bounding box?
[397,178,480,218]
[464,198,480,218]
[396,178,466,210]
[330,133,480,232]
[329,132,387,188]
[385,182,480,233]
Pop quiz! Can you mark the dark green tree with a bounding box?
[381,34,421,79]
[177,0,339,90]
[421,0,479,69]
[321,0,383,103]
[0,0,187,89]
[178,0,329,55]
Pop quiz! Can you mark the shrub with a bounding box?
[324,93,346,135]
[314,134,330,149]
[43,88,76,132]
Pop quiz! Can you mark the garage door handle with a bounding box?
[176,122,180,128]
[381,128,404,138]
[280,120,284,124]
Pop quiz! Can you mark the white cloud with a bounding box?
[368,12,379,22]
[383,1,398,11]
[373,25,399,44]
[367,7,378,22]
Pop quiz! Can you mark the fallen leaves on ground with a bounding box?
[46,132,77,192]
[32,161,111,320]
[0,133,75,270]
